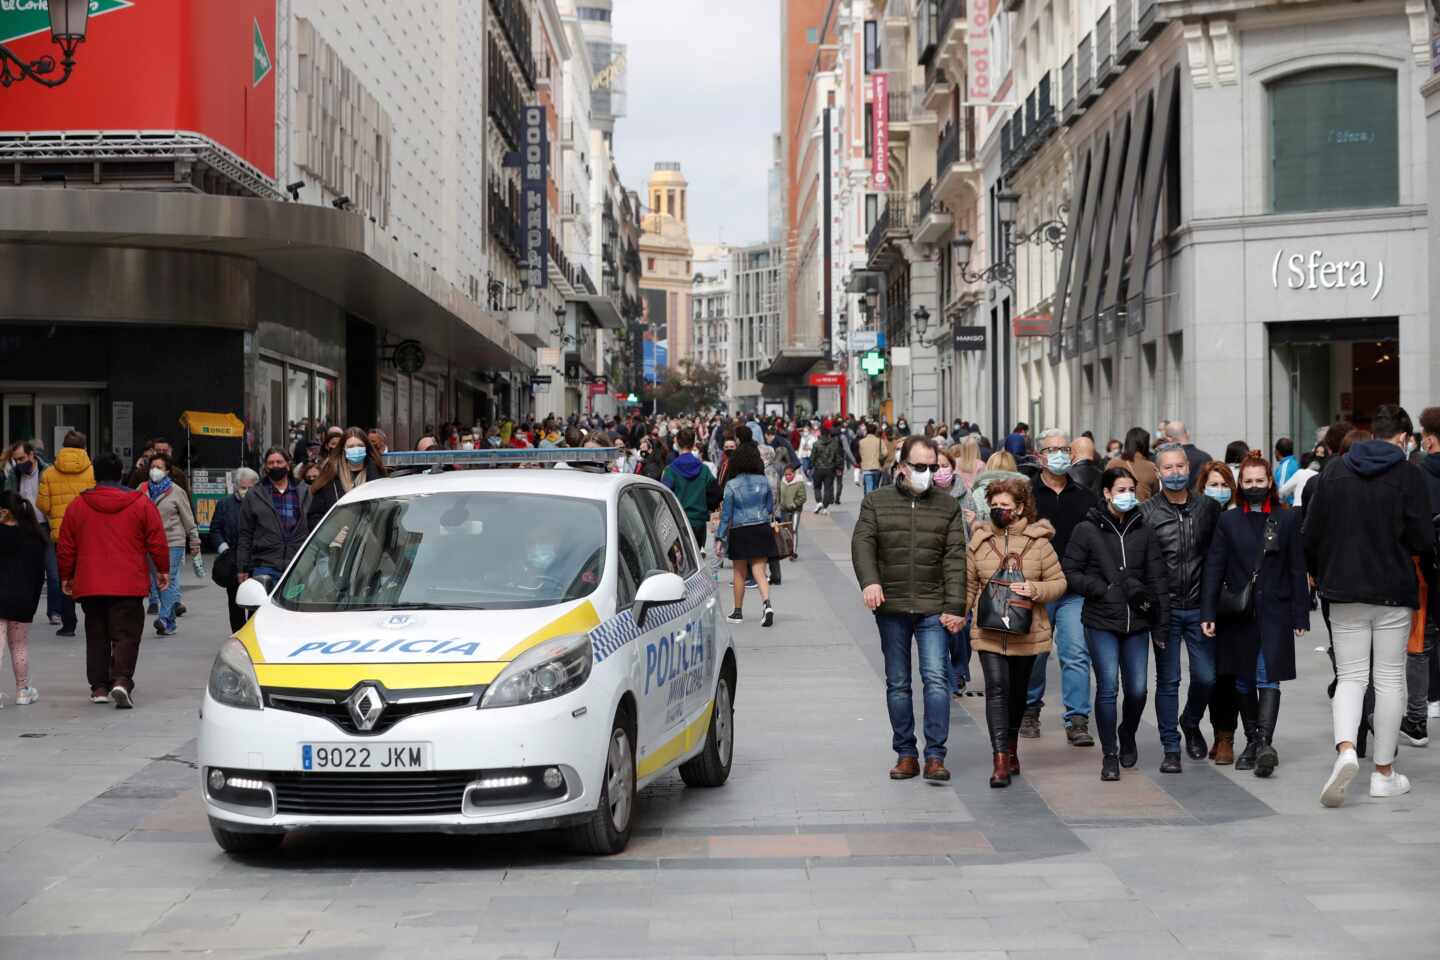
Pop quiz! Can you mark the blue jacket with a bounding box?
[717,473,774,540]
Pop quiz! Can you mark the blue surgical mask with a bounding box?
[1111,491,1138,513]
[1205,486,1232,506]
[344,446,366,465]
[1161,472,1191,492]
[1045,451,1072,475]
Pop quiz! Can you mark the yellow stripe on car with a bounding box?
[498,600,601,661]
[254,661,507,690]
[637,699,714,779]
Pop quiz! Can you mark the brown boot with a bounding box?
[1212,730,1235,765]
[989,751,1012,788]
[923,758,950,782]
[1007,735,1020,776]
[890,756,920,780]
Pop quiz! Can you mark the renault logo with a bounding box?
[347,684,386,732]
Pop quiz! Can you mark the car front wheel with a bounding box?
[567,714,635,855]
[680,676,734,787]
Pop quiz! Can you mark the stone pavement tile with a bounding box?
[841,830,990,857]
[911,927,1090,951]
[300,922,484,948]
[126,926,309,951]
[0,889,183,936]
[731,934,915,955]
[554,935,736,957]
[0,934,118,959]
[828,954,1005,960]
[708,833,851,859]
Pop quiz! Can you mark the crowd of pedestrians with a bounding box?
[848,406,1440,808]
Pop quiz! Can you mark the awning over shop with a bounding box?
[571,293,624,330]
[180,411,245,438]
[0,189,535,373]
[758,346,827,384]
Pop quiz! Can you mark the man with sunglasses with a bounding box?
[851,437,968,782]
[1023,428,1100,746]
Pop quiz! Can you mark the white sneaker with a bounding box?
[1320,748,1359,808]
[812,503,822,514]
[1429,701,1440,720]
[1370,769,1412,799]
[15,687,37,706]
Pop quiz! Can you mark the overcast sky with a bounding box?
[611,0,779,247]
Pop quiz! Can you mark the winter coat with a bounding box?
[858,434,888,471]
[778,476,808,513]
[850,482,967,617]
[210,491,245,552]
[1302,440,1435,608]
[36,447,94,539]
[663,452,720,525]
[1137,491,1221,610]
[1062,507,1170,638]
[140,481,199,551]
[716,473,775,540]
[811,435,844,473]
[1067,458,1104,497]
[1201,506,1308,682]
[2,455,47,525]
[966,518,1067,656]
[0,523,47,622]
[237,478,313,575]
[306,461,385,529]
[1031,473,1099,565]
[56,484,168,598]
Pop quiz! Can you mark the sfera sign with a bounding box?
[1270,248,1384,302]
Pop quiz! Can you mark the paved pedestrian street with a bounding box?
[2,499,1437,959]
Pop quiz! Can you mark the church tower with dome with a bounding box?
[638,162,696,377]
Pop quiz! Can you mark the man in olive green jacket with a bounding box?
[851,436,968,783]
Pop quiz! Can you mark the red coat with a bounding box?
[57,484,168,598]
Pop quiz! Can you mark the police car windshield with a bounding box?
[273,492,606,611]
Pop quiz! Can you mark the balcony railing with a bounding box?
[489,0,536,89]
[915,178,935,222]
[576,265,596,296]
[1096,8,1115,86]
[1116,0,1138,64]
[1062,55,1076,122]
[560,191,584,219]
[888,86,911,123]
[937,117,972,174]
[916,0,939,65]
[488,182,521,260]
[1077,32,1096,106]
[487,34,524,149]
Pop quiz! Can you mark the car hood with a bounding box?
[239,598,605,691]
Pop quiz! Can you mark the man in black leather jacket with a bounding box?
[1138,443,1221,773]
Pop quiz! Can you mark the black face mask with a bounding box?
[989,506,1013,528]
[1241,486,1269,505]
[267,467,289,483]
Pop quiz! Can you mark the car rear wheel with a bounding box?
[209,818,284,855]
[567,715,635,855]
[680,676,734,787]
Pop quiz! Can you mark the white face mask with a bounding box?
[149,467,167,484]
[907,466,933,494]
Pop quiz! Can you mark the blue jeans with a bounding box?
[948,620,972,690]
[1026,593,1089,724]
[1086,628,1150,756]
[1155,607,1217,751]
[863,470,881,494]
[876,613,951,761]
[44,539,63,619]
[1234,650,1280,694]
[148,547,183,629]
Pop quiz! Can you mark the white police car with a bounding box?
[199,448,735,855]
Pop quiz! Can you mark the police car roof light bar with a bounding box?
[382,447,624,471]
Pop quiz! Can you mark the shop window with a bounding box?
[1269,67,1398,213]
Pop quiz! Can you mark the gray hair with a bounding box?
[1038,428,1068,445]
[1154,442,1188,465]
[1164,420,1187,441]
[233,467,259,487]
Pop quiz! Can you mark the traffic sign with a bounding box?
[861,351,887,376]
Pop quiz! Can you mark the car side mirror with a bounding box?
[236,578,271,609]
[633,571,685,629]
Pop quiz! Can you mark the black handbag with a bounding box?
[211,548,237,588]
[1217,516,1276,622]
[976,538,1035,634]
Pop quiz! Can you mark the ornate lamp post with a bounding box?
[1,0,91,89]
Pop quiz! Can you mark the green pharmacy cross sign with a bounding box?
[0,0,132,47]
[861,351,887,376]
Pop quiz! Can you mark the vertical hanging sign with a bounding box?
[871,72,889,189]
[523,105,549,288]
[968,4,992,104]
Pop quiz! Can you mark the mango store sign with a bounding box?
[1270,248,1384,302]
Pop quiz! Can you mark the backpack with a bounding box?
[976,537,1036,635]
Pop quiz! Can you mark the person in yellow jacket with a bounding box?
[36,430,94,637]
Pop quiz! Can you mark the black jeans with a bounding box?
[979,652,1036,752]
[224,583,247,632]
[814,472,836,508]
[81,596,144,693]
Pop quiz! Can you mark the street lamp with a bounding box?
[912,305,931,341]
[953,230,1014,287]
[1,0,90,89]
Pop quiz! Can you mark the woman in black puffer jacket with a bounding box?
[1062,466,1170,782]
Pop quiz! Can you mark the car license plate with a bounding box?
[300,742,431,771]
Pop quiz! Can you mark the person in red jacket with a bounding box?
[56,453,167,709]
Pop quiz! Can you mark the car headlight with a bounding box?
[480,633,593,709]
[208,636,262,710]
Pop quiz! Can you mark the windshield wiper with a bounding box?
[338,601,487,611]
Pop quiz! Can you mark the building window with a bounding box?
[1269,66,1398,213]
[647,257,655,271]
[806,27,819,44]
[865,193,879,233]
[578,6,611,21]
[863,21,880,73]
[864,103,873,158]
